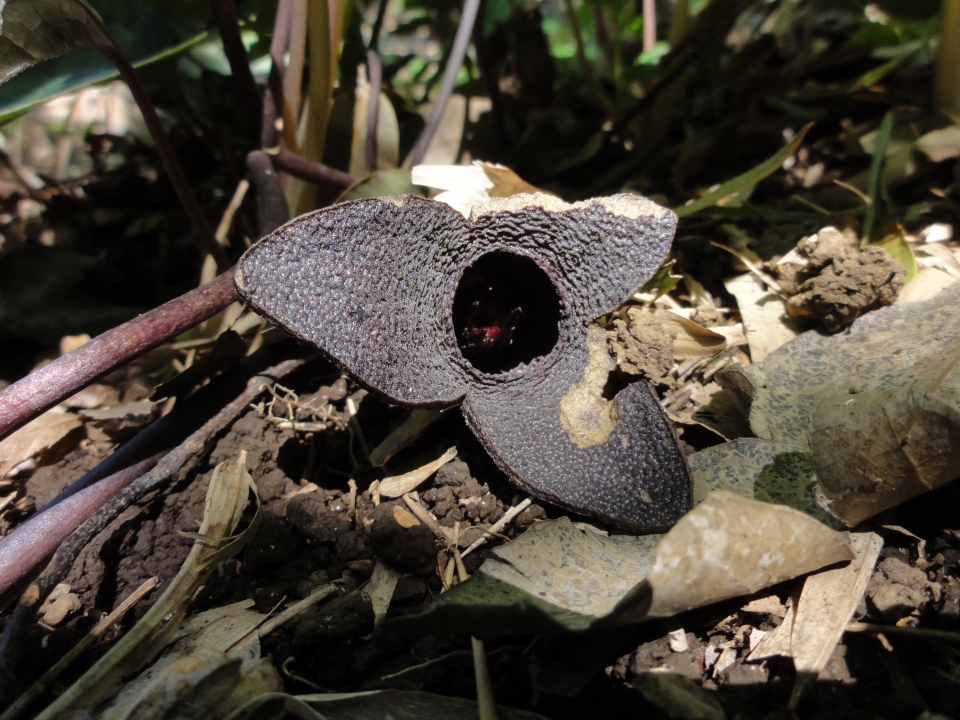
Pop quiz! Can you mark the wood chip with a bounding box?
[392,505,421,528]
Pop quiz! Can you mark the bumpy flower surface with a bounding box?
[235,193,692,530]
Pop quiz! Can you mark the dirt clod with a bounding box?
[776,228,905,332]
[867,557,936,620]
[607,307,676,382]
[365,502,440,573]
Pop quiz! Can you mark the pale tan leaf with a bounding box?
[369,409,447,467]
[363,559,402,626]
[790,532,883,677]
[645,491,853,618]
[392,504,421,528]
[652,309,727,359]
[0,410,82,477]
[379,446,457,498]
[914,125,960,162]
[897,267,957,303]
[724,273,802,363]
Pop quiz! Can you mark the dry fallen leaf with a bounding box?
[788,532,883,699]
[724,273,803,363]
[810,353,960,526]
[379,447,458,498]
[0,410,83,478]
[643,491,852,618]
[739,281,960,444]
[389,491,851,636]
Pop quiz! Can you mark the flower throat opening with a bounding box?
[452,251,562,374]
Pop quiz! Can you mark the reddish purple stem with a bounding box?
[0,272,238,442]
[0,455,161,600]
[272,150,357,191]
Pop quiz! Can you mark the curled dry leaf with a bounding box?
[0,409,82,478]
[236,193,691,530]
[378,446,458,498]
[387,491,850,636]
[642,490,852,618]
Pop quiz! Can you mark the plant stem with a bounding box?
[935,0,960,119]
[0,272,237,442]
[365,0,390,173]
[405,0,484,167]
[98,37,230,271]
[248,150,291,234]
[210,0,263,121]
[272,149,357,190]
[262,0,294,148]
[0,352,309,705]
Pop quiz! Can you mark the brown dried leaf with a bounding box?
[811,353,960,526]
[0,409,82,477]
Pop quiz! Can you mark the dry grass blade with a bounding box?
[33,454,261,719]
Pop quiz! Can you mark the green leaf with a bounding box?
[336,169,426,202]
[0,0,111,83]
[873,230,918,281]
[674,122,813,218]
[0,0,209,125]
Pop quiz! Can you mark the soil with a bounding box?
[775,228,906,332]
[12,358,960,719]
[607,307,677,383]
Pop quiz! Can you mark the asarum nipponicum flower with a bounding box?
[235,193,692,531]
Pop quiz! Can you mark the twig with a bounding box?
[0,577,158,720]
[215,179,250,244]
[210,0,263,121]
[271,150,357,192]
[379,650,473,680]
[402,494,449,545]
[461,497,531,558]
[452,547,499,720]
[229,584,338,652]
[405,0,484,168]
[97,37,229,271]
[262,0,294,148]
[0,353,309,702]
[0,272,238,442]
[364,0,390,174]
[846,622,960,644]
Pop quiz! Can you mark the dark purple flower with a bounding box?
[236,193,691,530]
